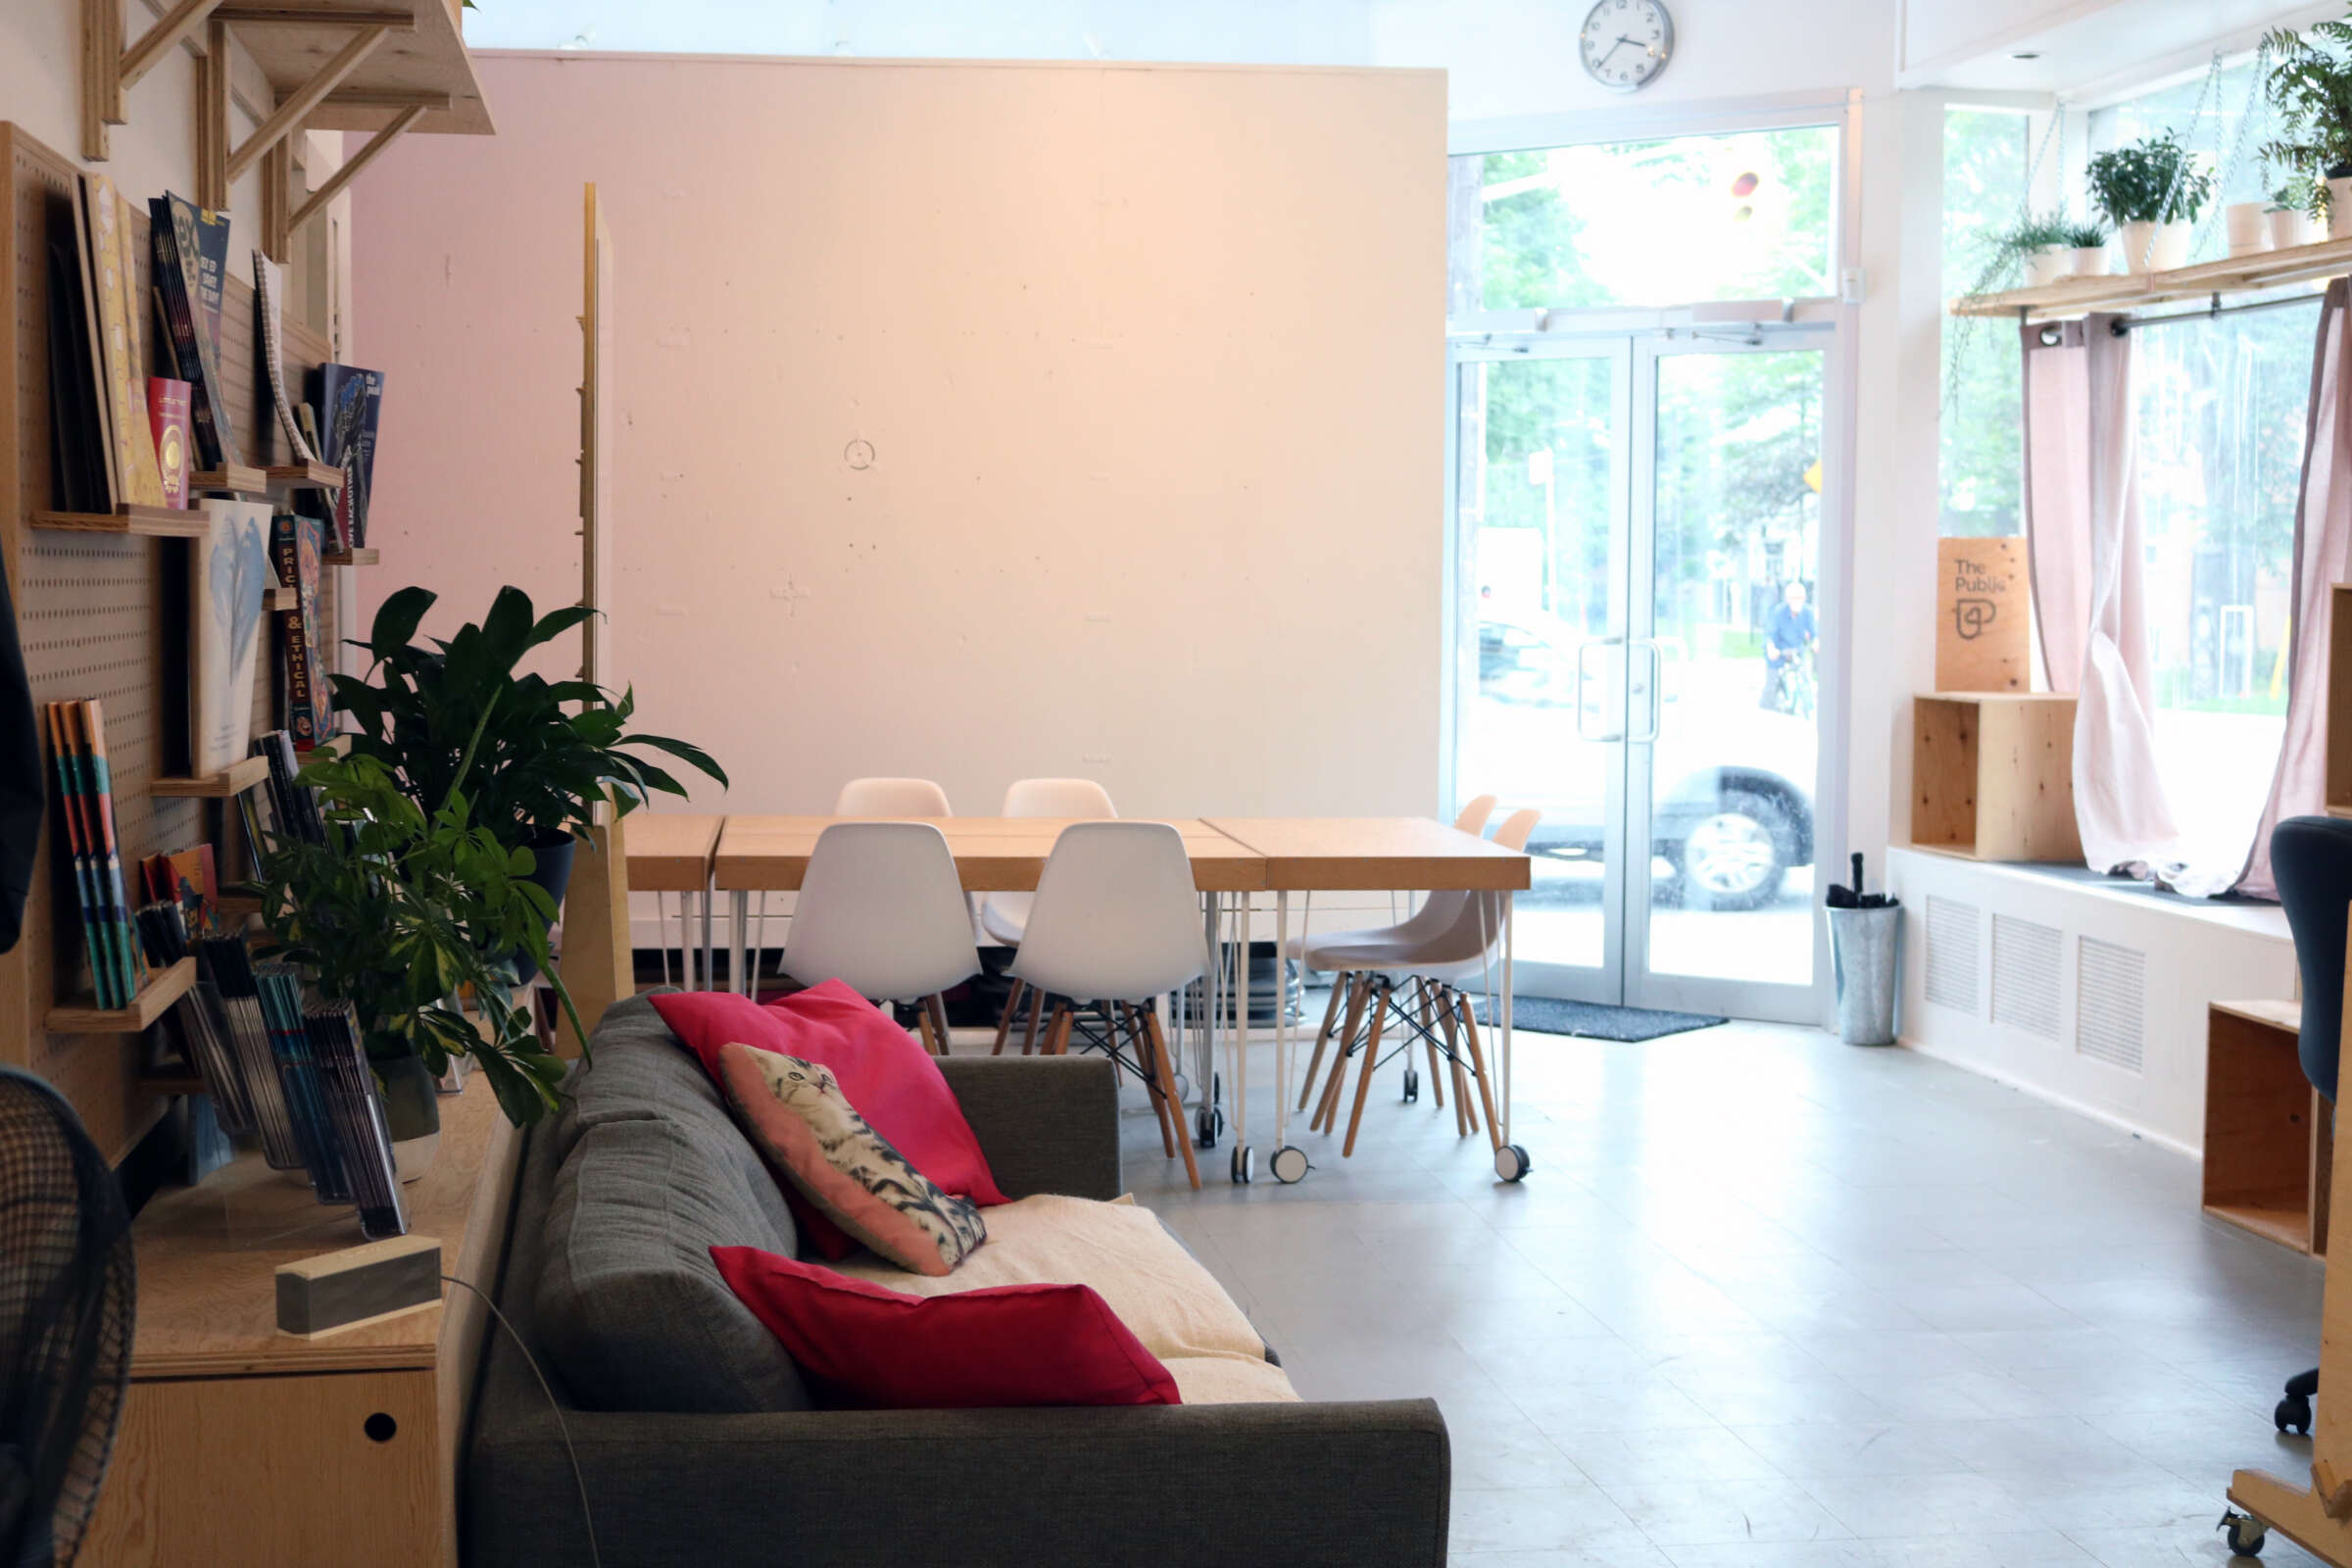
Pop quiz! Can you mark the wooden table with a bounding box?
[623,810,725,989]
[82,1076,520,1567]
[714,816,1264,894]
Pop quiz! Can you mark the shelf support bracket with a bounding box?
[122,0,228,95]
[86,0,233,161]
[288,103,425,233]
[225,24,387,183]
[196,18,232,209]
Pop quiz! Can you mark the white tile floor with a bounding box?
[1114,1017,2330,1565]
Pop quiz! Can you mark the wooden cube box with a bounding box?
[2203,1000,2330,1256]
[1911,693,2082,862]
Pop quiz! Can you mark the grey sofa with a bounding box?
[461,993,1451,1566]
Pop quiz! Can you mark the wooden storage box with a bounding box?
[2203,1000,2331,1256]
[1911,693,2082,862]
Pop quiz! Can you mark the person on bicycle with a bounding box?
[1761,578,1816,711]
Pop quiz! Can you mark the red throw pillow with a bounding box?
[711,1246,1181,1409]
[650,984,1009,1259]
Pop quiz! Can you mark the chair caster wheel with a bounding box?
[1196,1105,1225,1150]
[1494,1144,1531,1183]
[1231,1145,1254,1184]
[1269,1146,1309,1184]
[1402,1067,1419,1103]
[2220,1509,2268,1556]
[2277,1395,2313,1436]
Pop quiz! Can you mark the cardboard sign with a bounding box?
[1936,536,2029,693]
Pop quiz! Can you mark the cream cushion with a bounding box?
[830,1194,1299,1404]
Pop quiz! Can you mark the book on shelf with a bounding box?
[253,728,326,847]
[131,885,256,1139]
[307,1001,409,1238]
[42,700,148,1011]
[270,514,331,748]
[190,499,270,776]
[148,377,191,508]
[80,172,166,508]
[198,935,305,1171]
[304,364,386,549]
[149,193,239,472]
[252,253,319,466]
[140,844,222,941]
[44,231,111,514]
[59,186,117,513]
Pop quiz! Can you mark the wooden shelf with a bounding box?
[149,756,271,798]
[1910,692,2082,863]
[31,506,209,538]
[2205,1001,2331,1258]
[47,956,198,1035]
[189,464,270,497]
[265,462,343,490]
[224,0,494,138]
[324,547,378,565]
[1950,235,2352,321]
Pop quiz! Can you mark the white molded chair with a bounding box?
[780,822,979,1054]
[834,777,953,816]
[1295,808,1538,1159]
[984,778,1117,1054]
[1010,821,1203,1188]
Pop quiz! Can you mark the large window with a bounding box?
[1448,126,1838,314]
[1940,108,2033,537]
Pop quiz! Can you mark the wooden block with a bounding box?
[1972,695,2081,861]
[2205,1003,2321,1253]
[149,755,271,797]
[1911,698,1981,851]
[1936,538,2029,694]
[277,1236,444,1337]
[46,956,198,1034]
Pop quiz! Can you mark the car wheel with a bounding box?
[1673,790,1790,911]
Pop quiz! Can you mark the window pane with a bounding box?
[2132,301,2316,874]
[1940,108,2031,537]
[1448,127,1837,312]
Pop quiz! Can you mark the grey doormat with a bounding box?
[1471,995,1727,1043]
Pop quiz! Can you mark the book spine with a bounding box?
[74,701,148,1004]
[41,704,113,1008]
[149,202,224,472]
[168,197,237,469]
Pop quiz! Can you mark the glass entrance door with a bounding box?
[1450,330,1833,1021]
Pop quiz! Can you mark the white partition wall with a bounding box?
[351,53,1447,835]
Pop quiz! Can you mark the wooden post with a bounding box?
[196,21,231,210]
[556,808,632,1058]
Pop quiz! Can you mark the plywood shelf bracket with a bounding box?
[226,24,390,184]
[289,102,425,233]
[84,0,232,161]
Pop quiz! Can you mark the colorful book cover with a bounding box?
[271,513,328,748]
[73,701,149,1004]
[251,253,318,465]
[151,193,238,471]
[306,365,386,548]
[65,181,117,513]
[191,500,270,775]
[157,846,220,941]
[42,703,116,1008]
[80,172,166,507]
[149,377,191,508]
[348,368,385,547]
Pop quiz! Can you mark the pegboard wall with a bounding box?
[1,122,343,1161]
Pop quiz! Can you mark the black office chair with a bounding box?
[2270,815,2352,1435]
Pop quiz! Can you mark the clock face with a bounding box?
[1580,0,1674,92]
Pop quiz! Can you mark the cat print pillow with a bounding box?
[716,1043,987,1276]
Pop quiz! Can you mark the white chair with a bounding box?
[1291,795,1497,1116]
[1010,821,1203,1189]
[1295,808,1538,1160]
[834,777,953,815]
[984,778,1117,1054]
[780,822,979,1054]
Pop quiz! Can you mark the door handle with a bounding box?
[1627,639,1663,744]
[1574,637,1626,743]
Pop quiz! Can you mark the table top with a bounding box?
[714,816,1265,893]
[711,814,1530,895]
[122,1076,510,1380]
[1203,817,1532,892]
[622,811,725,891]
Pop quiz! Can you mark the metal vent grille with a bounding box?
[1924,896,1980,1013]
[2077,937,2146,1073]
[1991,914,2064,1039]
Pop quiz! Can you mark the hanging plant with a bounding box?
[2263,13,2352,182]
[2086,131,2214,225]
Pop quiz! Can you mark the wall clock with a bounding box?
[1580,0,1674,92]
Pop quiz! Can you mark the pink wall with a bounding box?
[352,52,1446,821]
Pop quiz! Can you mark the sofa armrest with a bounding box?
[937,1054,1122,1200]
[469,1396,1448,1567]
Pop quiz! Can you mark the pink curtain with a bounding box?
[2238,280,2352,900]
[2022,314,2184,875]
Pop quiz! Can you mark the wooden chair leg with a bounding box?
[1415,981,1446,1110]
[1298,973,1349,1112]
[1454,991,1504,1153]
[1143,1009,1201,1189]
[992,979,1025,1055]
[1343,980,1390,1158]
[1045,1005,1073,1057]
[925,993,955,1056]
[1020,987,1045,1054]
[1314,975,1370,1134]
[914,1001,943,1055]
[1436,987,1474,1138]
[1124,1004,1180,1158]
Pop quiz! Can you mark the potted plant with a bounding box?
[2271,178,2324,248]
[2001,213,2076,286]
[257,751,589,1162]
[2087,130,2214,271]
[2057,218,2112,277]
[2264,14,2352,239]
[330,585,726,978]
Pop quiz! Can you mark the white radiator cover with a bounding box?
[1886,846,2297,1157]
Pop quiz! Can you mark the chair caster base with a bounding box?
[1402,1067,1419,1103]
[1269,1145,1309,1184]
[2219,1509,2268,1556]
[1231,1145,1254,1184]
[1494,1143,1531,1183]
[2276,1394,2312,1436]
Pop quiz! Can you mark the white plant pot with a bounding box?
[2150,220,2194,271]
[2068,245,2108,277]
[2225,202,2271,257]
[2116,220,2159,272]
[2023,246,2071,287]
[2331,176,2352,239]
[2270,208,2313,250]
